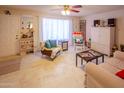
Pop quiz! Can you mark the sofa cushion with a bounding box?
[100,58,124,75]
[114,51,124,61]
[85,63,124,87]
[45,40,51,48]
[49,40,57,48]
[116,69,124,79]
[100,62,119,74]
[107,58,124,70]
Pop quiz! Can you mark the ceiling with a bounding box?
[2,5,124,16]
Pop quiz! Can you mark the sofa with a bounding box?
[85,51,124,88]
[40,40,61,60]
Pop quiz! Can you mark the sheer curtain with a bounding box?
[41,18,72,44]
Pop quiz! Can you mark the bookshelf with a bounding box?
[20,16,34,55]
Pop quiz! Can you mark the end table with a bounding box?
[61,41,68,51]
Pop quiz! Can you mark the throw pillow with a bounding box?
[45,40,51,48]
[49,40,57,48]
[115,69,124,79]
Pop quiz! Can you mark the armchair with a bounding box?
[40,40,61,60]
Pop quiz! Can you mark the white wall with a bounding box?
[0,7,80,56]
[0,15,20,57]
[0,8,39,57]
[72,17,80,32]
[85,9,124,48]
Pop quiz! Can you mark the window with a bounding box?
[42,18,72,42]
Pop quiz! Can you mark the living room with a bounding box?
[0,4,124,89]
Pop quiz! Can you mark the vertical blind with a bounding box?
[42,18,72,41]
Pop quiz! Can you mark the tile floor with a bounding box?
[0,46,86,88]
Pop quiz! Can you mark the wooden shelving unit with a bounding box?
[80,20,86,32]
[79,20,86,45]
[20,16,34,55]
[20,31,34,55]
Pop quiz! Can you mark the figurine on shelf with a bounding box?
[120,44,124,52]
[112,44,118,52]
[111,44,118,56]
[22,34,28,38]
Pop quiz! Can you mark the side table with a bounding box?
[61,41,68,51]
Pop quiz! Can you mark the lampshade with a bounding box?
[61,10,66,15]
[61,10,70,15]
[29,23,33,29]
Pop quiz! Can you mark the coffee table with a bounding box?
[76,49,104,67]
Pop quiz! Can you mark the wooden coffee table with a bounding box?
[76,49,104,67]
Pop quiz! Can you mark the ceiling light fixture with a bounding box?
[61,10,70,15]
[61,5,70,16]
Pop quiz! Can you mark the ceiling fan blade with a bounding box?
[70,9,80,13]
[72,5,82,8]
[51,8,63,11]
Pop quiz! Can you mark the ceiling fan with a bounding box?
[53,5,82,15]
[64,5,82,12]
